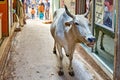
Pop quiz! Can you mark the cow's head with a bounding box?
[64,5,95,47]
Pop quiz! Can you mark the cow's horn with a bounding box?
[84,1,91,17]
[64,5,74,18]
[84,10,89,17]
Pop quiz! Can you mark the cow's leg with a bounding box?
[57,43,64,76]
[65,47,75,76]
[53,40,57,54]
[68,52,74,76]
[64,46,69,57]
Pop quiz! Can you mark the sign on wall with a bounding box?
[95,0,115,32]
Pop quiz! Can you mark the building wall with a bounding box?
[8,0,13,34]
[0,14,2,40]
[0,0,18,77]
[0,0,9,37]
[51,0,60,14]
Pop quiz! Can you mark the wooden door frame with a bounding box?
[75,0,86,14]
[113,0,120,79]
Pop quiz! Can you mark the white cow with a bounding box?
[50,5,95,76]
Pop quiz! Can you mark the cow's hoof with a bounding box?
[66,54,69,57]
[58,71,64,76]
[53,50,57,54]
[69,71,75,77]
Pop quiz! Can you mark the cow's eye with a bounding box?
[75,22,79,25]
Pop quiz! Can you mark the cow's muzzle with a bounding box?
[88,38,96,42]
[87,38,96,47]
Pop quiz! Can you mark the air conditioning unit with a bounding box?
[0,13,2,39]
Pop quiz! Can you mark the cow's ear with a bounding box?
[64,21,73,26]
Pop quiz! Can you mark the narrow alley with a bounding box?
[1,0,120,80]
[2,19,105,80]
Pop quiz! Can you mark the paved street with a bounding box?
[3,19,104,80]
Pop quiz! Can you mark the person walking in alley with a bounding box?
[31,7,35,19]
[24,0,30,13]
[16,0,25,27]
[31,0,36,8]
[44,0,50,20]
[38,0,45,20]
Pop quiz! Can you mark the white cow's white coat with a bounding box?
[50,6,95,76]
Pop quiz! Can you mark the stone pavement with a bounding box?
[3,19,104,80]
